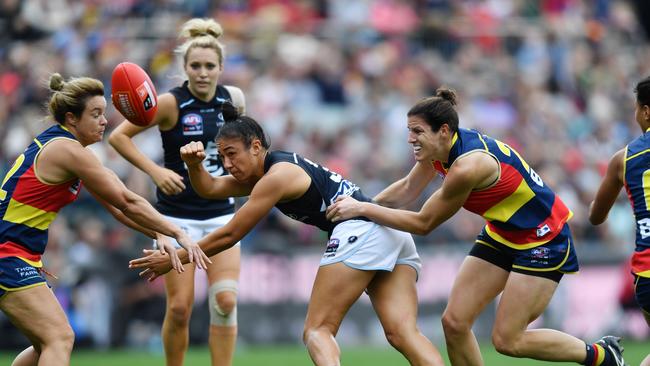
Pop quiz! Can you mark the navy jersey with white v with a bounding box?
[157,82,235,220]
[264,151,372,233]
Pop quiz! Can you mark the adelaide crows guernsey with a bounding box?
[623,129,650,277]
[158,82,235,220]
[0,124,82,265]
[264,151,372,234]
[432,128,572,249]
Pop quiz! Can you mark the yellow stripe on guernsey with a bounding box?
[626,148,650,162]
[3,198,57,230]
[644,170,650,211]
[482,179,535,223]
[625,147,650,209]
[486,225,551,249]
[637,269,650,278]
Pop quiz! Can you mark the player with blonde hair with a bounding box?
[109,18,245,366]
[0,73,207,366]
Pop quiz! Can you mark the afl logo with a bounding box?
[182,113,203,136]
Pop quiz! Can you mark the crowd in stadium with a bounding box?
[1,0,649,351]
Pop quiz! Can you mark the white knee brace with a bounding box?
[208,279,238,326]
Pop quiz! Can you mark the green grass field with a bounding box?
[1,342,648,365]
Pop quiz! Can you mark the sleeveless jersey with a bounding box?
[264,151,372,233]
[432,128,572,249]
[157,82,235,220]
[0,124,82,265]
[623,129,650,277]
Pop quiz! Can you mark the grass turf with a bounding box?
[0,341,648,365]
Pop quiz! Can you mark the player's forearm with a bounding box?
[373,178,419,208]
[121,194,183,239]
[200,226,244,257]
[588,201,608,225]
[172,230,239,265]
[358,202,433,235]
[186,163,223,198]
[108,132,160,177]
[110,206,156,239]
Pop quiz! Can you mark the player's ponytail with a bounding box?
[217,102,270,149]
[221,101,240,122]
[47,73,104,124]
[435,87,458,106]
[407,86,459,133]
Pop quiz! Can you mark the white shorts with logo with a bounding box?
[320,220,421,276]
[154,213,241,249]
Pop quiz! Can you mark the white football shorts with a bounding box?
[320,220,421,276]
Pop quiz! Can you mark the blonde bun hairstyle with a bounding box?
[176,18,225,67]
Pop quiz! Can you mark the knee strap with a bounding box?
[208,279,238,326]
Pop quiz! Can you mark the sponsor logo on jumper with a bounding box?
[14,266,40,282]
[69,180,81,195]
[182,114,204,135]
[536,224,550,237]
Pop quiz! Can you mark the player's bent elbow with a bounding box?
[411,220,434,236]
[107,131,119,146]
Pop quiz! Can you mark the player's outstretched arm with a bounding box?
[50,139,211,269]
[589,148,625,225]
[131,165,293,280]
[328,153,492,235]
[109,93,187,196]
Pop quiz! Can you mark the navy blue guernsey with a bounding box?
[623,129,650,277]
[157,82,235,219]
[264,151,372,234]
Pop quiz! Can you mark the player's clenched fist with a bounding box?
[180,141,206,166]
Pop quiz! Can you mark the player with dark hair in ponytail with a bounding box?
[130,105,446,366]
[326,87,627,366]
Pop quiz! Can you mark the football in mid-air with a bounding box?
[111,62,158,126]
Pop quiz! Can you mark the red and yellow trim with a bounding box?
[0,241,43,266]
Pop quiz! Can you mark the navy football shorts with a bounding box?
[470,223,579,283]
[0,256,47,298]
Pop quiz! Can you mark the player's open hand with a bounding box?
[175,231,212,270]
[154,233,184,273]
[152,166,185,195]
[180,141,207,166]
[129,249,173,282]
[326,195,361,222]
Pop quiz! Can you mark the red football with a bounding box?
[111,62,158,126]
